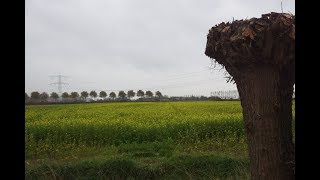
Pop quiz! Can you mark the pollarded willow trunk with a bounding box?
[232,65,295,179]
[205,12,295,180]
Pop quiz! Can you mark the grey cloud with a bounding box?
[26,0,294,96]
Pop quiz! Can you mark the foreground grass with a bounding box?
[25,101,294,179]
[26,141,249,179]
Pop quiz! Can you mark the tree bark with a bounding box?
[231,65,295,180]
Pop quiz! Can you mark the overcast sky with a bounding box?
[25,0,295,96]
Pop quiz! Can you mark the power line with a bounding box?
[49,67,228,94]
[165,68,211,78]
[124,68,212,84]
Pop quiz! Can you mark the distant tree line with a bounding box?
[25,90,166,104]
[25,89,240,105]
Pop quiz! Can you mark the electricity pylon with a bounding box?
[49,74,69,94]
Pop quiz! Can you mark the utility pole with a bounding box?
[49,74,69,94]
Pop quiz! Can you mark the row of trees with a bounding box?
[25,90,163,101]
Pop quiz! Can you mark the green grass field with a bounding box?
[25,101,295,179]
